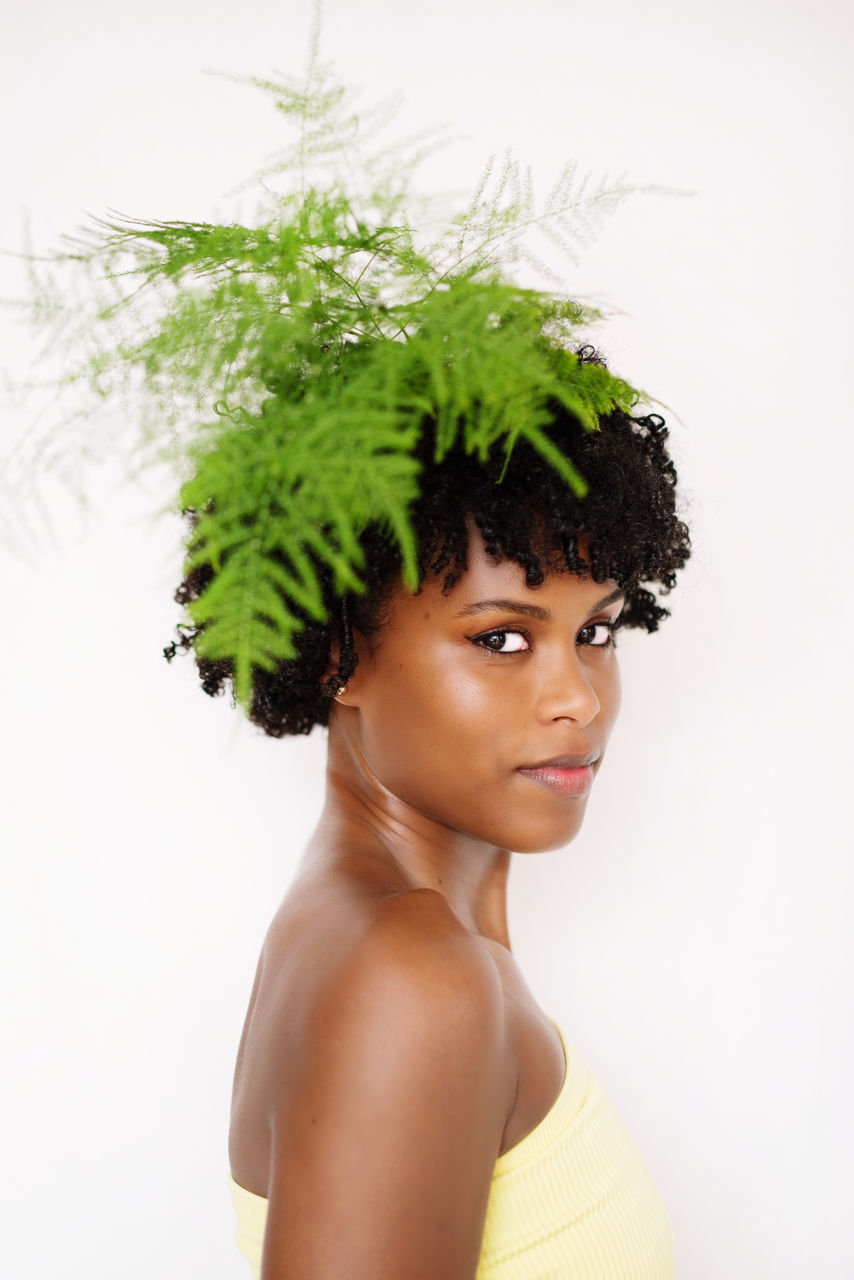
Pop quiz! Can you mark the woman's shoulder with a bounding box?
[229,876,512,1198]
[309,884,505,1057]
[238,882,513,1274]
[265,879,505,1036]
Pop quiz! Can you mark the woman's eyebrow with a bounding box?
[587,587,626,613]
[455,598,551,620]
[455,587,625,621]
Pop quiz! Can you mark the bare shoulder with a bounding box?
[351,885,504,996]
[318,886,507,1072]
[286,885,510,1131]
[261,887,512,1280]
[258,882,507,1062]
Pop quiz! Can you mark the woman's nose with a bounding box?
[536,648,601,727]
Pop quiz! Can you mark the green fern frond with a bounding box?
[5,7,676,713]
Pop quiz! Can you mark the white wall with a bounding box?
[2,1,851,1276]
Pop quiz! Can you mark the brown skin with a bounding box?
[228,525,624,1279]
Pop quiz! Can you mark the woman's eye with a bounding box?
[476,629,530,654]
[578,622,617,647]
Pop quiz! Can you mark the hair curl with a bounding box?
[164,347,691,735]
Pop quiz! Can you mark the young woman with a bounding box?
[15,54,691,1274]
[181,367,692,1278]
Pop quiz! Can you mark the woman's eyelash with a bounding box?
[579,618,624,649]
[470,627,531,654]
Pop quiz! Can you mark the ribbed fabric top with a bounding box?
[227,1020,675,1279]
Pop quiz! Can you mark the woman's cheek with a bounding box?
[444,666,493,714]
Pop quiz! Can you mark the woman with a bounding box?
[15,54,691,1276]
[193,371,692,1278]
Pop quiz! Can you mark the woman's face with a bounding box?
[338,526,624,853]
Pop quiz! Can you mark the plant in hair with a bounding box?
[7,3,688,717]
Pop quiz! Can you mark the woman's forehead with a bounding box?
[392,525,621,620]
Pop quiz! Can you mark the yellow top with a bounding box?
[227,1021,675,1279]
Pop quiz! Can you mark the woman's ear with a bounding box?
[322,640,346,700]
[321,636,363,706]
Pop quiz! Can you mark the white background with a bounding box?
[2,1,852,1276]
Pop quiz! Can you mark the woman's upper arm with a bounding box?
[261,894,510,1280]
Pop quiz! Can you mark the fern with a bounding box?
[4,0,672,712]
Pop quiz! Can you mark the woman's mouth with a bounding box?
[516,763,594,797]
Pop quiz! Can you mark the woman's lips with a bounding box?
[517,764,594,797]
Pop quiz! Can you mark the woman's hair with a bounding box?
[164,347,691,736]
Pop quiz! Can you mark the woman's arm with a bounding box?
[261,889,511,1280]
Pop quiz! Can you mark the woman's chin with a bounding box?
[498,809,589,855]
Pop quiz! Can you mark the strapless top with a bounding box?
[228,1020,675,1278]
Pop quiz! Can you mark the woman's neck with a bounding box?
[298,723,513,950]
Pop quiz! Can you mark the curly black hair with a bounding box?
[164,347,691,736]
